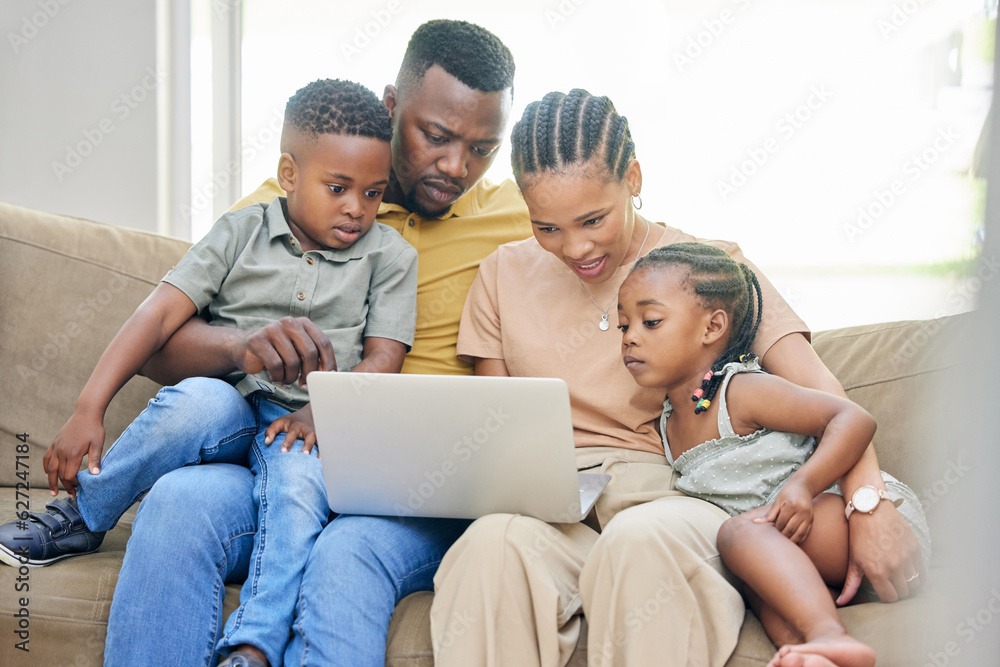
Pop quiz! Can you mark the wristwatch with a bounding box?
[844,485,903,519]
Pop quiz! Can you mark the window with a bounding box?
[190,0,995,330]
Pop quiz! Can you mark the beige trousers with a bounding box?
[429,447,746,667]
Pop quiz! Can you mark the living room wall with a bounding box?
[0,0,174,235]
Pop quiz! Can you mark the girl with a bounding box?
[617,242,931,667]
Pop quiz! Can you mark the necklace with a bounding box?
[577,216,650,331]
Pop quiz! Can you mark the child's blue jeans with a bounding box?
[74,376,329,665]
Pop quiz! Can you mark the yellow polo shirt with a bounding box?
[233,177,532,375]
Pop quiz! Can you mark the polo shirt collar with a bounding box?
[264,196,383,262]
[265,196,295,241]
[447,187,478,217]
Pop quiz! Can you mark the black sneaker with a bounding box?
[0,497,105,567]
[218,650,270,667]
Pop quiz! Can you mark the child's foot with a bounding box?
[0,497,105,567]
[768,653,838,667]
[767,635,876,667]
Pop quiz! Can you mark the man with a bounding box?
[107,19,527,666]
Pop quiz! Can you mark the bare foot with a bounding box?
[768,652,838,667]
[768,635,875,667]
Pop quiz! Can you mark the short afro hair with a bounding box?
[396,19,514,94]
[284,78,392,143]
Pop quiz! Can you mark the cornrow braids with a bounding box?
[510,100,538,175]
[581,94,610,163]
[631,243,764,415]
[558,88,587,165]
[534,91,561,174]
[284,79,392,143]
[607,115,630,179]
[510,88,637,183]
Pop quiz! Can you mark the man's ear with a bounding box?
[703,309,729,345]
[383,85,398,118]
[277,153,297,192]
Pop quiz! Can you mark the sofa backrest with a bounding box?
[0,202,190,486]
[812,315,971,544]
[0,200,971,550]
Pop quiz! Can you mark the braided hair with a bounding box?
[510,89,636,183]
[284,78,392,143]
[632,243,764,415]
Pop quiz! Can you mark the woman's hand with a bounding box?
[44,409,106,497]
[837,502,924,605]
[753,478,815,544]
[264,403,318,454]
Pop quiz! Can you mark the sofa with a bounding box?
[0,200,969,666]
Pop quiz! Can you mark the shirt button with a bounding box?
[305,256,315,265]
[290,238,297,245]
[297,292,306,301]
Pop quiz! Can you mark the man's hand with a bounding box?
[264,404,318,454]
[753,478,815,544]
[43,410,106,497]
[837,502,924,605]
[234,317,337,387]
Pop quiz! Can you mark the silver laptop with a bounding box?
[307,372,611,523]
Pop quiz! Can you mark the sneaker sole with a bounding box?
[0,542,99,568]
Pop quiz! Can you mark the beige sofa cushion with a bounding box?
[812,315,971,544]
[0,201,190,486]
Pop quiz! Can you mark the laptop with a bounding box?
[307,372,611,523]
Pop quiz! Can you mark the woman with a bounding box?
[429,89,925,667]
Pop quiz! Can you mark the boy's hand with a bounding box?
[234,317,337,387]
[754,478,815,544]
[264,403,318,454]
[43,411,106,497]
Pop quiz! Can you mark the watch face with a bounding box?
[853,486,880,513]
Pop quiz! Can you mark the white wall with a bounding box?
[0,0,160,232]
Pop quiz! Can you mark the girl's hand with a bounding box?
[754,478,815,544]
[44,410,106,497]
[264,403,318,454]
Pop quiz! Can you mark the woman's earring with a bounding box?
[632,193,643,210]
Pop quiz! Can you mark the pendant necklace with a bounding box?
[577,217,650,331]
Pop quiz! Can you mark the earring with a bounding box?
[632,193,643,210]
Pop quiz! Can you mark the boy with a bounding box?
[0,78,417,667]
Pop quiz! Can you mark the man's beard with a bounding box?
[404,178,459,219]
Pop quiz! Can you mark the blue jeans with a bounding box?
[78,377,329,666]
[285,514,471,666]
[105,463,257,666]
[104,469,469,665]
